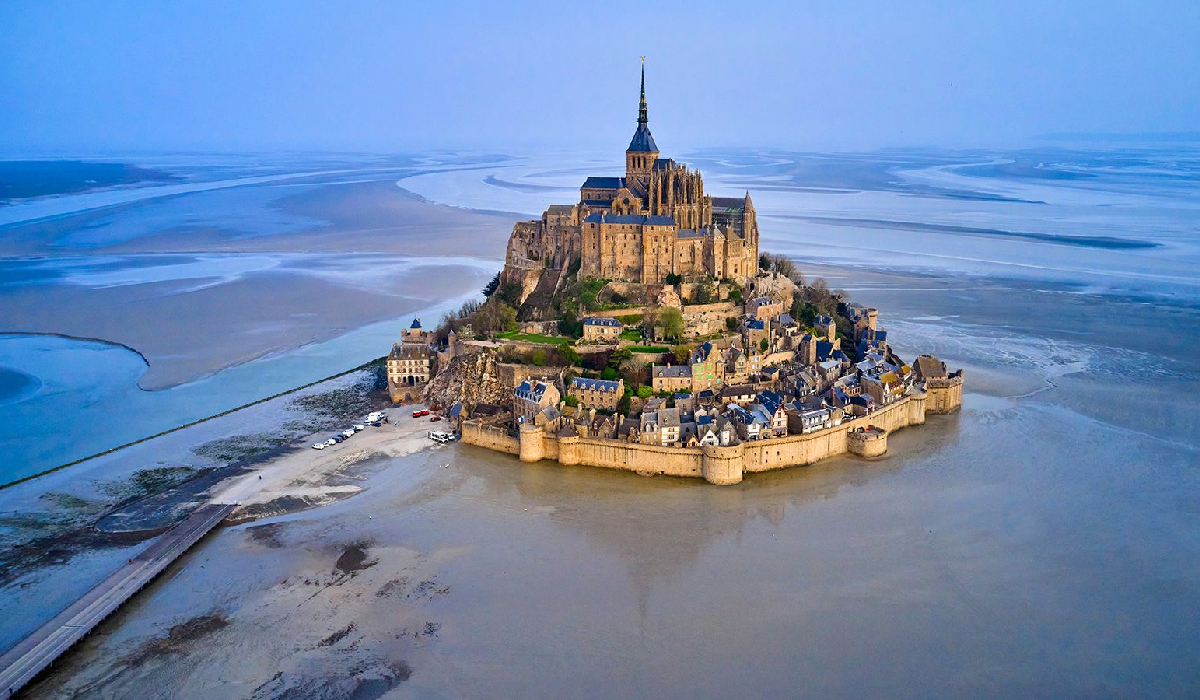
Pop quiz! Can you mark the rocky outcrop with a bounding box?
[422,350,511,414]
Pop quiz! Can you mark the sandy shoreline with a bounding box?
[0,366,437,650]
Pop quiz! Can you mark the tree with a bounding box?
[759,337,769,352]
[606,348,632,369]
[636,385,654,399]
[672,344,691,363]
[482,272,501,298]
[665,272,682,286]
[660,306,684,342]
[531,349,547,366]
[725,316,739,331]
[559,307,583,338]
[601,366,618,381]
[617,394,631,416]
[564,394,579,408]
[558,343,581,366]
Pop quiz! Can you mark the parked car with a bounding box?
[312,442,326,450]
[353,424,365,431]
[332,435,344,443]
[324,438,338,447]
[341,429,355,438]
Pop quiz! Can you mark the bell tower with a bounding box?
[625,57,659,196]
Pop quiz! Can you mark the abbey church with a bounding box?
[501,62,761,301]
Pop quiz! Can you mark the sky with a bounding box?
[1,1,1198,154]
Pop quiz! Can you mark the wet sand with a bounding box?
[23,379,1200,698]
[0,255,493,390]
[0,180,514,389]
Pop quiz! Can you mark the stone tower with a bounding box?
[625,59,659,196]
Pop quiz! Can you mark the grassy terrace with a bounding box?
[496,331,573,345]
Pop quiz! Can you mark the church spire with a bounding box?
[638,56,648,125]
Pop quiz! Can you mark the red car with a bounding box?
[412,409,430,418]
[429,415,442,422]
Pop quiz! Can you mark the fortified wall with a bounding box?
[462,385,961,485]
[925,372,964,414]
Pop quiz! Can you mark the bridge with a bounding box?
[0,502,236,696]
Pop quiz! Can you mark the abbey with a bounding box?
[503,63,760,291]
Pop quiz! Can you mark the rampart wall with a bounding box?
[461,387,956,485]
[925,374,964,414]
[461,421,520,455]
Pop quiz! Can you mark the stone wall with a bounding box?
[925,373,964,414]
[464,392,940,485]
[461,421,519,455]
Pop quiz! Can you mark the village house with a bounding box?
[815,315,838,343]
[582,316,623,343]
[568,377,624,411]
[689,341,724,392]
[720,384,757,407]
[745,296,784,322]
[651,364,692,393]
[387,342,432,397]
[514,379,560,426]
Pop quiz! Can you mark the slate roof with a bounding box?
[711,197,745,211]
[677,228,707,239]
[653,158,676,170]
[515,380,551,402]
[582,176,626,189]
[653,365,691,378]
[571,377,621,392]
[627,123,658,152]
[583,316,621,327]
[409,318,422,328]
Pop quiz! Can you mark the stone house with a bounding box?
[745,296,784,322]
[582,316,622,343]
[387,342,432,402]
[815,315,837,343]
[689,341,724,392]
[745,318,771,351]
[568,377,624,411]
[720,384,757,406]
[651,364,692,393]
[514,380,560,426]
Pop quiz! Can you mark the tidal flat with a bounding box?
[4,148,1200,697]
[15,265,1200,699]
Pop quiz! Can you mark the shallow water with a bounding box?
[5,147,1200,696]
[29,351,1200,697]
